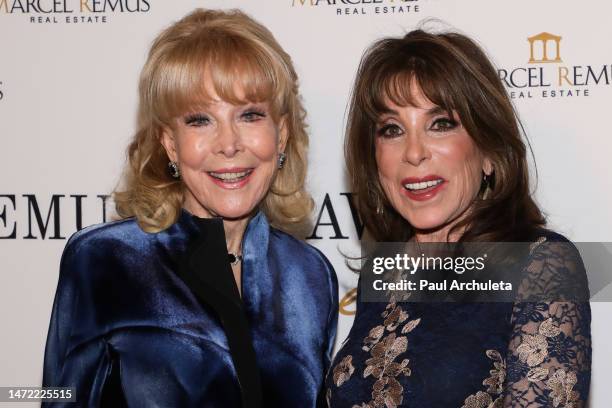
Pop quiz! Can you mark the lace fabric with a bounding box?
[500,240,591,407]
[325,235,592,408]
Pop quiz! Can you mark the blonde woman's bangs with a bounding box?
[151,34,288,124]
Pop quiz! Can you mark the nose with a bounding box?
[402,130,430,166]
[215,122,242,157]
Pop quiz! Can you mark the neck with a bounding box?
[183,199,250,254]
[223,217,250,254]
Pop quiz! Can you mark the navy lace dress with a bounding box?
[325,231,591,408]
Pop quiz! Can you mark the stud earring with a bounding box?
[168,161,181,179]
[277,152,286,169]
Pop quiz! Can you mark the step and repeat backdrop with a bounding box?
[1,0,611,406]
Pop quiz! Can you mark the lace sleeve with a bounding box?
[502,239,592,407]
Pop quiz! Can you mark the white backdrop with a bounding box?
[1,0,611,406]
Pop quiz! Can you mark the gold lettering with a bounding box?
[339,287,357,316]
[558,66,572,86]
[292,0,314,5]
[80,0,91,12]
[0,0,9,13]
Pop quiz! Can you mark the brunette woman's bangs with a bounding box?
[361,46,470,125]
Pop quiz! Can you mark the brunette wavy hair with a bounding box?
[345,29,545,242]
[114,8,312,233]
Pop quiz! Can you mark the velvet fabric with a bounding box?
[43,210,338,407]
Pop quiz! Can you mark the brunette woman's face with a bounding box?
[161,83,287,220]
[375,85,492,241]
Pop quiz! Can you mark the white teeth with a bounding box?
[403,179,443,190]
[209,170,252,181]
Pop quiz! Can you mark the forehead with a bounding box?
[380,83,441,115]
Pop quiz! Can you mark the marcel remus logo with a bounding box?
[498,32,611,99]
[292,0,421,16]
[0,0,151,24]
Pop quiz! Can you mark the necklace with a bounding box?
[228,252,243,265]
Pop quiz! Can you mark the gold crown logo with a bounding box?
[528,32,563,64]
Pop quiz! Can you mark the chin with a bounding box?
[403,209,449,232]
[212,204,257,220]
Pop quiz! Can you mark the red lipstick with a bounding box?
[401,175,446,202]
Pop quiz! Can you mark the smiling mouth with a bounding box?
[208,169,254,183]
[403,179,444,191]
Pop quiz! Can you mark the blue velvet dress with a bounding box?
[43,210,338,407]
[325,231,591,407]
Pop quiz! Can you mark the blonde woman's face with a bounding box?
[161,85,287,221]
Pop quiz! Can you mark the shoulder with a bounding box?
[518,228,588,301]
[527,228,581,261]
[58,217,159,285]
[268,227,336,272]
[63,217,152,258]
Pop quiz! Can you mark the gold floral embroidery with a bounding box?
[363,325,385,352]
[462,391,502,408]
[529,236,547,254]
[516,333,549,366]
[546,369,579,408]
[331,302,420,408]
[510,318,582,407]
[357,303,420,408]
[482,350,506,394]
[333,355,355,387]
[462,349,506,408]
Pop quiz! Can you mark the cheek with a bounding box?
[249,135,278,162]
[375,141,402,180]
[437,137,483,198]
[176,134,212,166]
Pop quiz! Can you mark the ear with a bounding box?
[160,126,178,162]
[483,157,494,176]
[277,115,289,153]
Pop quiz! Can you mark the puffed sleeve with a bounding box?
[501,239,591,407]
[42,237,119,407]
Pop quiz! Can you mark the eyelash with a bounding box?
[377,124,402,138]
[376,117,459,138]
[184,113,209,126]
[183,108,267,127]
[241,109,266,122]
[431,117,458,131]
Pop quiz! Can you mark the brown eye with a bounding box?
[430,118,458,131]
[377,124,403,138]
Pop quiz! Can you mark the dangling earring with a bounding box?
[168,161,181,179]
[481,172,493,199]
[277,152,286,169]
[375,194,384,215]
[482,173,490,186]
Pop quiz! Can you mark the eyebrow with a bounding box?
[378,105,449,118]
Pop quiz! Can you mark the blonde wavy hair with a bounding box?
[114,8,313,233]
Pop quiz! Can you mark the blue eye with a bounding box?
[184,114,210,127]
[242,110,266,122]
[377,123,403,138]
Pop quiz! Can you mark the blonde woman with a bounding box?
[43,9,337,408]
